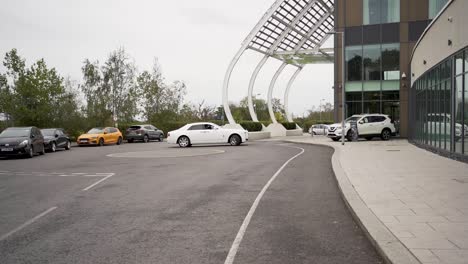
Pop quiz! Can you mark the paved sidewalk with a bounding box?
[283,136,468,264]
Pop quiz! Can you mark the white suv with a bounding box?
[327,114,396,141]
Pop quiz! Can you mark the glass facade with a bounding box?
[345,44,400,127]
[410,47,468,159]
[429,0,448,19]
[363,0,400,25]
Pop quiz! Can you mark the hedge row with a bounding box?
[281,122,297,130]
[239,121,263,132]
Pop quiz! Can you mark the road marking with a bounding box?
[82,174,115,191]
[72,173,86,175]
[0,207,57,242]
[223,145,305,264]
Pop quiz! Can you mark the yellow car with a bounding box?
[77,127,123,146]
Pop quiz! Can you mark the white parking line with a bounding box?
[0,207,57,242]
[82,174,114,191]
[223,145,305,264]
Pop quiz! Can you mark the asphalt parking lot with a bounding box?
[0,140,382,264]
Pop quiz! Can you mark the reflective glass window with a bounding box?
[465,50,468,73]
[429,0,448,19]
[363,44,381,81]
[346,46,363,81]
[346,92,363,101]
[464,73,468,155]
[382,44,400,80]
[363,91,381,101]
[364,0,400,25]
[345,82,363,92]
[456,53,464,75]
[382,91,399,100]
[346,102,362,117]
[363,0,381,25]
[382,0,400,23]
[455,76,463,154]
[363,101,380,114]
[363,81,380,91]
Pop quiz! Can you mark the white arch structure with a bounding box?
[222,0,335,127]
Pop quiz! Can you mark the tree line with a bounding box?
[0,48,303,138]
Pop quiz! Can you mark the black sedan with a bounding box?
[0,127,45,158]
[41,128,71,152]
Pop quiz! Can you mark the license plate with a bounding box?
[1,148,13,152]
[80,139,88,142]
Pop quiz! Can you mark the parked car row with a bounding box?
[0,127,70,158]
[0,124,166,158]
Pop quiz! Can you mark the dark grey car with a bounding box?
[41,128,71,152]
[126,125,164,143]
[0,127,45,158]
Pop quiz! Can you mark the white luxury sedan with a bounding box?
[167,122,249,148]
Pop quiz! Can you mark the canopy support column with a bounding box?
[284,67,302,122]
[248,55,269,122]
[267,63,287,124]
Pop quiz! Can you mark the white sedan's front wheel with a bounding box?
[178,136,190,148]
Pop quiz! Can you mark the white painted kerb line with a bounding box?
[223,145,305,264]
[82,174,114,191]
[0,207,57,242]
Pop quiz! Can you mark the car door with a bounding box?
[199,124,219,143]
[371,116,387,134]
[357,117,372,135]
[152,126,162,138]
[103,128,113,143]
[56,130,66,147]
[210,125,225,143]
[145,126,156,139]
[187,124,205,143]
[33,128,43,152]
[111,128,120,142]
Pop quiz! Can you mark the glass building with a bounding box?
[410,0,468,161]
[334,0,448,137]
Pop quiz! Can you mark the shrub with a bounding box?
[239,121,263,132]
[281,122,297,130]
[260,121,271,127]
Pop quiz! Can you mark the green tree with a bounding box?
[2,50,76,127]
[137,59,164,120]
[82,48,139,127]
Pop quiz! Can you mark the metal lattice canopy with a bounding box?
[246,0,334,66]
[222,0,335,126]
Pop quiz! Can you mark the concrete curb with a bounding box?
[285,139,421,264]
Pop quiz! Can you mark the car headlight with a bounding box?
[18,140,28,147]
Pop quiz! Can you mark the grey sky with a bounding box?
[0,0,334,116]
